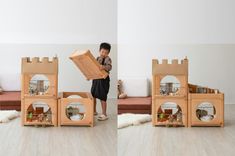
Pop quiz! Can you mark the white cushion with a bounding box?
[118,113,152,129]
[0,73,21,91]
[120,78,150,97]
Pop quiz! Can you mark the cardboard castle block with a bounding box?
[58,92,94,127]
[21,57,58,127]
[70,50,108,80]
[152,58,189,127]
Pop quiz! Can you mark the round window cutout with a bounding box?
[29,74,50,95]
[66,102,85,121]
[26,101,52,123]
[160,75,181,96]
[157,102,183,125]
[196,102,216,122]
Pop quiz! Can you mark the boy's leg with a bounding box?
[94,98,98,115]
[100,100,107,116]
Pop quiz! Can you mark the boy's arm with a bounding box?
[102,57,112,72]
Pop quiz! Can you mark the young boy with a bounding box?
[91,43,112,121]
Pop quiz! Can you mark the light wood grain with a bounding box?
[188,93,224,127]
[70,50,108,80]
[58,92,94,127]
[0,99,117,156]
[152,58,188,127]
[118,104,235,156]
[21,57,59,126]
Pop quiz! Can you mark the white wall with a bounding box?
[0,44,117,98]
[0,0,117,44]
[118,0,235,44]
[118,44,235,104]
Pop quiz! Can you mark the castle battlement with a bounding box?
[22,57,58,74]
[152,57,188,75]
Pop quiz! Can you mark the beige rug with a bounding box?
[0,110,20,123]
[118,113,151,129]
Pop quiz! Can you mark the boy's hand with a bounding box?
[100,65,105,70]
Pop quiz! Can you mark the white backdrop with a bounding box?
[0,0,116,44]
[118,0,235,44]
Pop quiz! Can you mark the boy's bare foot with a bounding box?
[94,112,98,116]
[98,114,108,121]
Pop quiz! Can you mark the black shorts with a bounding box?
[91,76,110,101]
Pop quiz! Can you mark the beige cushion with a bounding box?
[0,73,20,91]
[119,78,150,97]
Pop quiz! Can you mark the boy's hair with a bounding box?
[99,42,111,52]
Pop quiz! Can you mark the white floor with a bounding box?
[118,104,235,156]
[0,99,117,156]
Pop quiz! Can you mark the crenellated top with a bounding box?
[22,57,58,64]
[21,57,58,74]
[152,57,188,75]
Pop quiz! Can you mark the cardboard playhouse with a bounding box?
[152,57,224,127]
[21,57,59,126]
[21,50,107,127]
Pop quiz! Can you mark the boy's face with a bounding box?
[99,48,110,57]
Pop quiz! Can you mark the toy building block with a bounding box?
[21,57,58,127]
[70,50,108,80]
[58,92,94,127]
[22,98,57,126]
[152,58,188,96]
[21,57,58,97]
[152,58,188,127]
[188,84,224,127]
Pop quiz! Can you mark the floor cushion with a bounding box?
[118,97,152,114]
[0,91,21,111]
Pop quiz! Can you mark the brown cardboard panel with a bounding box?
[58,92,94,127]
[70,50,108,80]
[152,58,188,75]
[21,57,58,74]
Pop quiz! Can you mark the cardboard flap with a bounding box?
[69,50,108,80]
